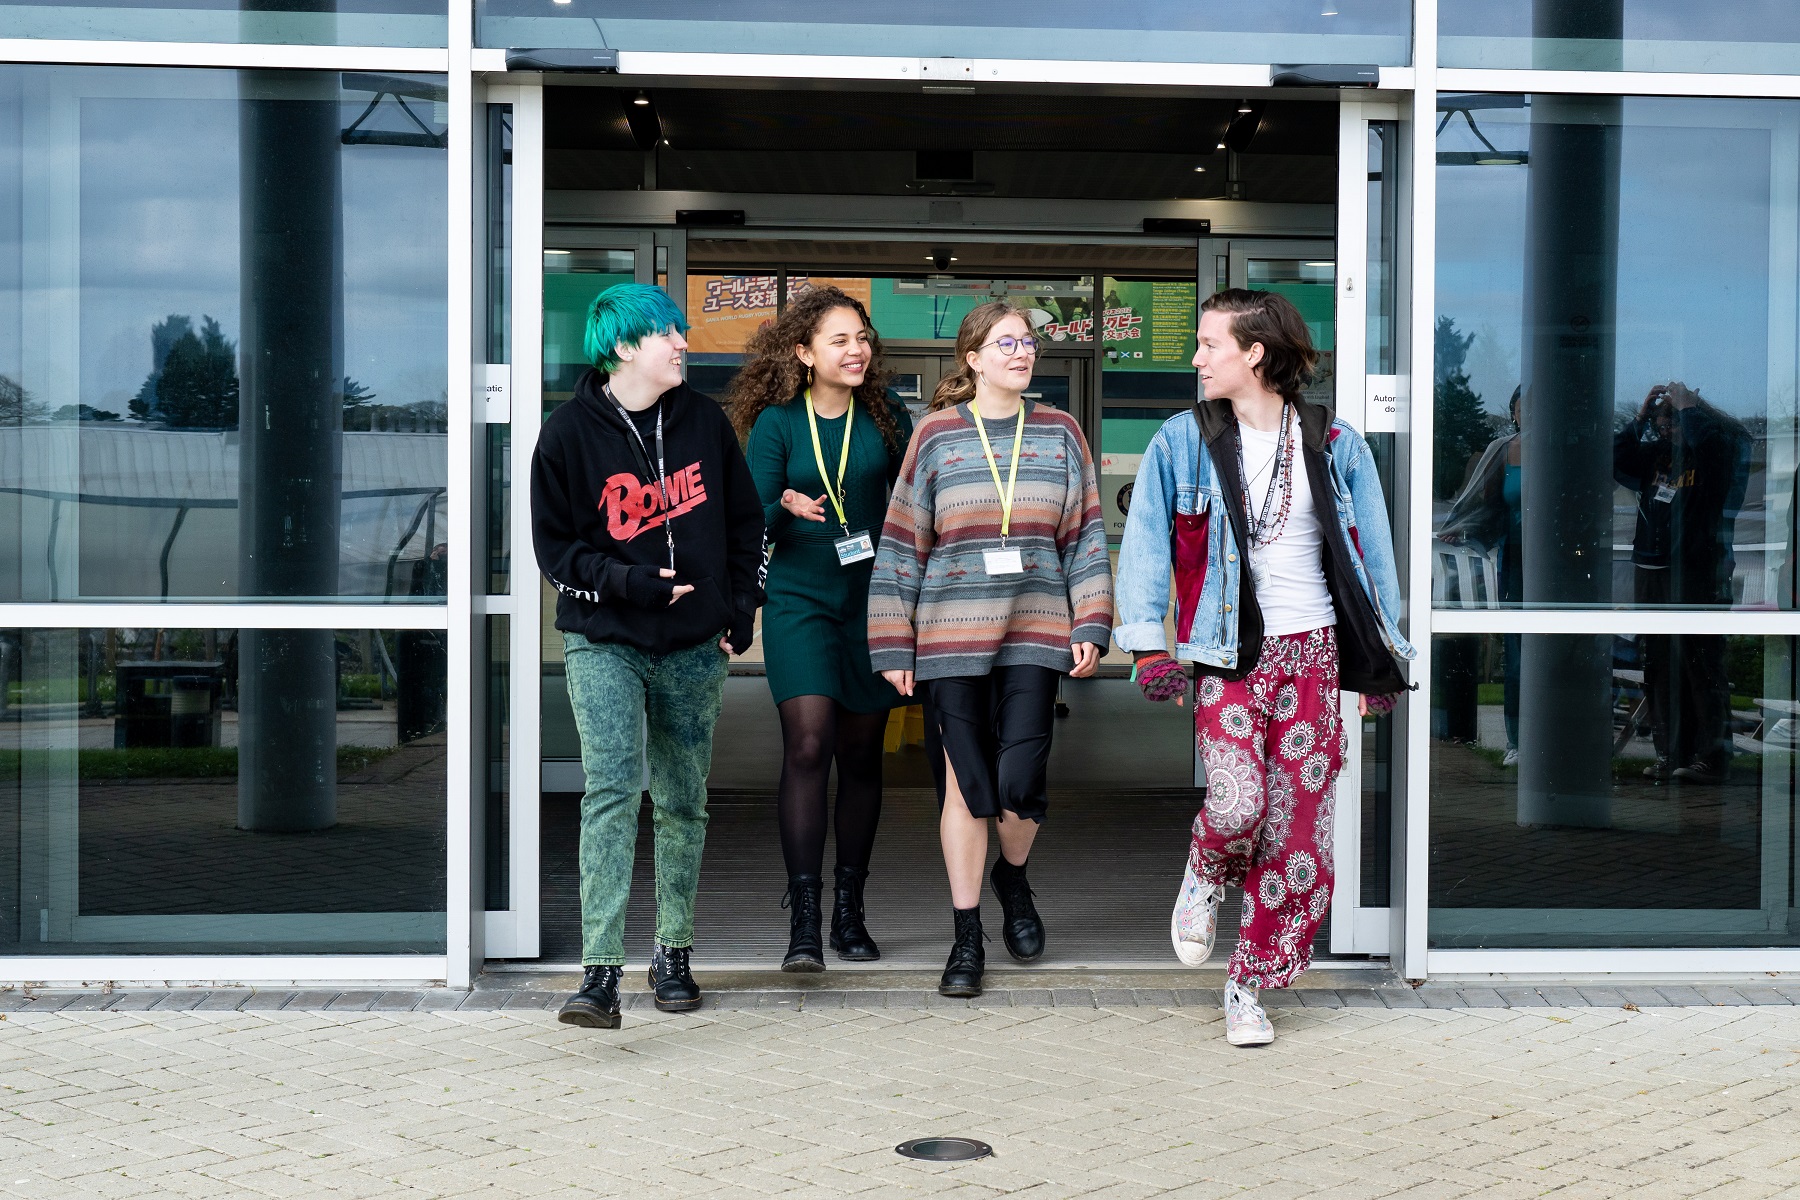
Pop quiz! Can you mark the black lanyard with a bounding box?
[605,384,676,570]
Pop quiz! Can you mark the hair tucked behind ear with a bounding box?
[725,286,900,453]
[929,300,1024,411]
[1200,288,1319,404]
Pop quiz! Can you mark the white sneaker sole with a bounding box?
[1170,895,1214,967]
[1226,1024,1275,1047]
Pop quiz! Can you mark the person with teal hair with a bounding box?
[532,282,764,1029]
[581,282,691,372]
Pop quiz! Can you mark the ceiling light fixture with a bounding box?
[1237,101,1253,114]
[1321,3,1339,15]
[1216,141,1227,150]
[1193,165,1206,173]
[632,90,650,106]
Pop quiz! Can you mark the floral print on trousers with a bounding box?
[1192,625,1344,989]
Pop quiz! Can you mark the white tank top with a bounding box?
[1239,410,1336,638]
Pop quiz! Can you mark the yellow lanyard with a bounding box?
[972,402,1027,545]
[803,387,855,532]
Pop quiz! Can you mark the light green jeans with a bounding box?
[562,632,728,966]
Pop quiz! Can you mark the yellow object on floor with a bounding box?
[884,704,927,753]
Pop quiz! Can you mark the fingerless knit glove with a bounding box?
[1364,691,1398,716]
[621,564,678,608]
[1134,652,1188,703]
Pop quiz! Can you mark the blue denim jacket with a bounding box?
[1113,404,1416,680]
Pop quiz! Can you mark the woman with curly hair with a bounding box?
[728,285,912,972]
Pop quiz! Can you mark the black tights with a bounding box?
[776,695,888,879]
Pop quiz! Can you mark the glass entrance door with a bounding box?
[489,88,1394,967]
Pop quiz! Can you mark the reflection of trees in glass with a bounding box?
[1,374,48,424]
[342,378,448,432]
[131,314,240,429]
[52,404,122,422]
[1434,316,1499,500]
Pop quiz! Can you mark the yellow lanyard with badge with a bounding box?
[972,402,1027,576]
[804,388,876,566]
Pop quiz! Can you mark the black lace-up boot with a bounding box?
[990,856,1044,962]
[648,943,702,1012]
[938,905,986,998]
[829,865,880,962]
[780,874,825,973]
[557,964,623,1029]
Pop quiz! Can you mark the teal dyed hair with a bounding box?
[582,283,690,372]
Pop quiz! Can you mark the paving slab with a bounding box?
[0,987,1795,1200]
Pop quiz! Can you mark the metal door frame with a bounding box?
[487,86,1393,964]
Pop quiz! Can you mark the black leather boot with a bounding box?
[829,864,881,962]
[557,964,623,1029]
[781,874,825,973]
[939,905,986,998]
[648,944,702,1011]
[990,856,1044,962]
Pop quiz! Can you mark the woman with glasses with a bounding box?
[868,301,1114,998]
[729,286,912,972]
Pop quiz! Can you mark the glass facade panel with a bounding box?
[0,0,447,47]
[1429,633,1800,949]
[0,67,450,604]
[478,1,1410,65]
[1442,1,1800,74]
[1435,94,1798,612]
[0,626,447,955]
[544,248,635,406]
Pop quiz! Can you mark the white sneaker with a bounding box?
[1502,747,1519,767]
[1224,978,1274,1047]
[1171,862,1222,967]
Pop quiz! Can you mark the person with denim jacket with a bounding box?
[1113,289,1414,1046]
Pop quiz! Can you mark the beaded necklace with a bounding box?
[1239,401,1295,550]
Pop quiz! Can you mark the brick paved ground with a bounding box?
[2,984,1798,1198]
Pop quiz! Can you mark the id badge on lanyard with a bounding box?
[974,403,1028,576]
[835,532,876,565]
[805,389,877,567]
[609,386,676,570]
[983,547,1024,576]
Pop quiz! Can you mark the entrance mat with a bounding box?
[536,787,1336,970]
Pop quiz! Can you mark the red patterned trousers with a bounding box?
[1191,625,1345,989]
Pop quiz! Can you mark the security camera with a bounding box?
[930,248,953,271]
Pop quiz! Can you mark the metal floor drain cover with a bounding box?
[896,1137,992,1162]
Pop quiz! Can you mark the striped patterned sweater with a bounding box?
[867,400,1114,680]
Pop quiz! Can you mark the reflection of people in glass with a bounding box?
[1613,382,1751,783]
[1440,387,1523,764]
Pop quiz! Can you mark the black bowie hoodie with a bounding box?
[531,368,765,656]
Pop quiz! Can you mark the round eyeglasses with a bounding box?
[979,335,1040,356]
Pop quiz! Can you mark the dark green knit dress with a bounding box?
[747,396,913,712]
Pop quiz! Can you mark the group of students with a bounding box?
[530,280,1414,1047]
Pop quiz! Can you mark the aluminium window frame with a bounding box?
[1414,4,1800,981]
[0,11,476,988]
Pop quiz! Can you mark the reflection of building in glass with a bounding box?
[0,427,448,599]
